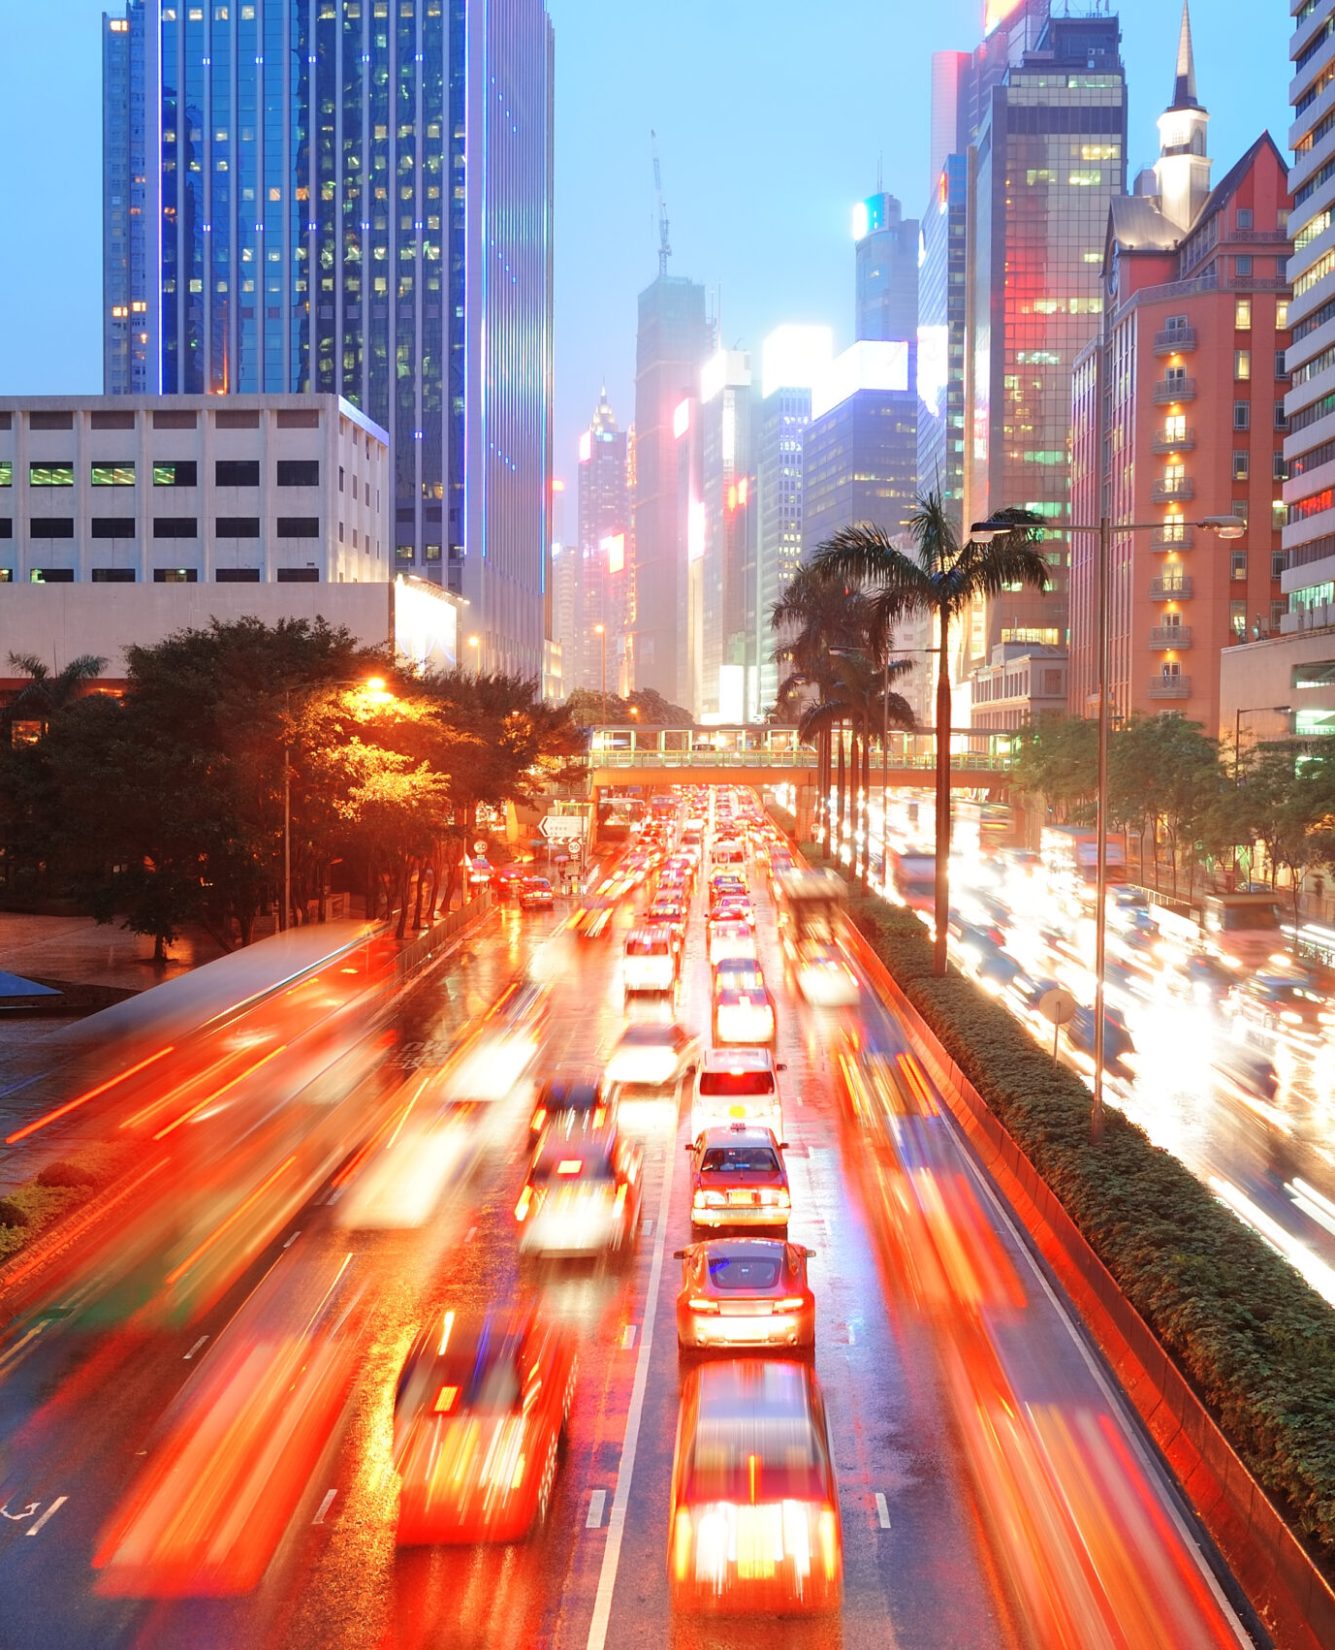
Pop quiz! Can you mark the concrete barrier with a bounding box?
[839,914,1335,1650]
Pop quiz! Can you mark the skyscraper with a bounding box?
[802,342,918,558]
[754,325,832,717]
[917,153,968,509]
[962,10,1127,702]
[697,349,754,722]
[854,191,919,354]
[631,273,710,704]
[101,0,554,678]
[557,389,629,695]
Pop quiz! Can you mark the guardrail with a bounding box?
[394,888,493,979]
[589,749,1010,773]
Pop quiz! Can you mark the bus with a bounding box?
[1200,891,1288,968]
[1040,826,1127,901]
[887,850,936,915]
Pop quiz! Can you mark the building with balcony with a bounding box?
[970,642,1067,731]
[1068,5,1291,734]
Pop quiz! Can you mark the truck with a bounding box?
[1040,825,1127,900]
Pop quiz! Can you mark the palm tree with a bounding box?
[819,649,915,887]
[771,565,885,850]
[6,652,108,737]
[811,492,1049,973]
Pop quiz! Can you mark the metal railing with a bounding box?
[1153,378,1197,402]
[1150,575,1194,599]
[1148,625,1193,648]
[1150,527,1194,551]
[1148,675,1192,699]
[1154,326,1198,354]
[1151,427,1195,452]
[1151,476,1196,501]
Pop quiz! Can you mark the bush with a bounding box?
[0,1197,29,1229]
[803,845,1335,1563]
[35,1160,100,1190]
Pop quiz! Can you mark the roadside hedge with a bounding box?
[0,1144,135,1264]
[796,839,1335,1567]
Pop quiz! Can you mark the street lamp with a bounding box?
[1234,703,1293,779]
[1065,511,1245,1140]
[466,634,481,674]
[594,623,608,725]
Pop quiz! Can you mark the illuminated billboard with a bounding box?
[811,340,910,420]
[601,532,625,575]
[761,324,834,399]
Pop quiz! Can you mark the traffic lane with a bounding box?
[0,902,577,1649]
[846,979,1255,1649]
[593,860,1011,1650]
[234,888,673,1650]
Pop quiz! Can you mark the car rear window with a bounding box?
[626,935,671,955]
[535,1151,615,1182]
[706,1253,783,1290]
[683,1416,828,1501]
[700,1145,780,1173]
[699,1071,775,1098]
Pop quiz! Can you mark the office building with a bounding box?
[1069,12,1291,735]
[917,153,968,509]
[696,349,754,722]
[802,342,917,558]
[1281,0,1335,742]
[854,191,919,354]
[555,389,629,697]
[961,11,1127,713]
[0,393,387,585]
[101,0,554,679]
[632,273,710,704]
[754,325,833,716]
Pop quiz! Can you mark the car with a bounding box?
[692,1047,784,1138]
[711,839,745,866]
[623,925,679,995]
[529,1071,610,1136]
[519,875,555,909]
[793,942,859,1008]
[515,1124,643,1256]
[1066,1005,1137,1078]
[394,1307,576,1543]
[668,1358,841,1613]
[708,920,757,967]
[673,1238,815,1352]
[1227,971,1331,1043]
[605,1021,702,1090]
[708,897,755,928]
[712,966,777,1046]
[687,1123,790,1230]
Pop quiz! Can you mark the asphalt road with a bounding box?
[0,801,1266,1649]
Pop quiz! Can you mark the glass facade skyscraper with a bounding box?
[102,0,554,676]
[917,153,967,510]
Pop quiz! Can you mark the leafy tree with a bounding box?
[1010,714,1098,825]
[1108,713,1223,896]
[810,491,1048,973]
[1236,742,1335,917]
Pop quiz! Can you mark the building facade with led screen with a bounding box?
[102,0,554,678]
[962,11,1127,702]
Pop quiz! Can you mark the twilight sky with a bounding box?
[0,0,1292,537]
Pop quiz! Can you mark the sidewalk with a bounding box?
[0,912,231,1000]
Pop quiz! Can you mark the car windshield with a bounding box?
[541,1080,599,1110]
[626,936,670,956]
[700,1145,780,1173]
[683,1415,828,1501]
[715,967,763,993]
[700,1070,774,1097]
[706,1252,783,1290]
[408,1345,522,1415]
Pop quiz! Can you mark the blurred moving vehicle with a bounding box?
[606,1021,702,1090]
[688,1124,790,1231]
[712,961,777,1046]
[519,876,555,910]
[708,920,757,967]
[1200,891,1290,968]
[674,1238,815,1352]
[515,1124,643,1256]
[440,980,549,1104]
[623,926,679,995]
[669,1359,841,1614]
[792,941,860,1008]
[394,1307,576,1544]
[692,1048,784,1138]
[529,1070,610,1136]
[1227,970,1331,1044]
[94,1251,361,1596]
[885,851,936,915]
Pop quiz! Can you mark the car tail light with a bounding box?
[818,1506,839,1578]
[687,1296,719,1313]
[530,1107,547,1133]
[672,1509,693,1580]
[774,1295,805,1312]
[515,1184,534,1222]
[594,1106,607,1128]
[556,1159,583,1176]
[693,1189,726,1209]
[613,1184,627,1216]
[759,1187,790,1209]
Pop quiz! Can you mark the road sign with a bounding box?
[538,815,585,842]
[1037,987,1077,1026]
[473,839,487,854]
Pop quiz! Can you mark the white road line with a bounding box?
[584,1144,678,1650]
[0,1325,45,1376]
[183,1335,209,1361]
[586,1489,607,1529]
[621,1324,637,1350]
[642,1218,654,1239]
[874,1491,892,1529]
[25,1497,66,1538]
[312,1489,338,1526]
[465,1225,478,1242]
[846,1322,857,1345]
[282,1229,301,1250]
[325,1185,344,1205]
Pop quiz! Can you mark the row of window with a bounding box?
[0,517,321,539]
[5,460,321,489]
[0,408,324,434]
[3,568,320,585]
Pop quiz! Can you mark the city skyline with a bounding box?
[0,2,1292,498]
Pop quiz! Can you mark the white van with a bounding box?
[623,925,678,995]
[690,1047,784,1140]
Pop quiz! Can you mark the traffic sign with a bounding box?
[1037,987,1077,1026]
[538,815,585,842]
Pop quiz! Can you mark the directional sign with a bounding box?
[539,815,585,842]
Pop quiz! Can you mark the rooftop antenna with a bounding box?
[650,129,671,277]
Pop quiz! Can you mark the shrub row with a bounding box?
[0,1145,134,1264]
[796,838,1335,1566]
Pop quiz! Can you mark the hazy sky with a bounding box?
[0,0,1292,532]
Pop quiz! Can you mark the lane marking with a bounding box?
[183,1335,209,1361]
[26,1497,67,1537]
[584,1146,678,1650]
[642,1218,654,1239]
[465,1225,478,1243]
[0,1325,46,1376]
[621,1324,637,1350]
[585,1489,606,1529]
[847,1322,857,1345]
[874,1491,892,1529]
[282,1229,301,1250]
[312,1489,338,1526]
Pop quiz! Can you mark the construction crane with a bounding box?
[650,129,671,277]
